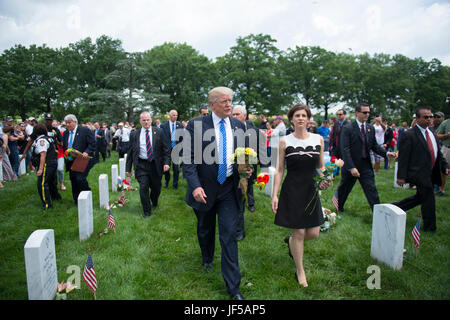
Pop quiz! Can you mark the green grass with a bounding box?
[0,153,449,300]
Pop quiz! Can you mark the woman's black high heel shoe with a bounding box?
[284,236,293,259]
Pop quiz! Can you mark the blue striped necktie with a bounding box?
[68,131,74,160]
[146,129,153,161]
[171,123,175,148]
[217,119,227,184]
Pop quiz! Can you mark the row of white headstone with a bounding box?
[24,156,128,300]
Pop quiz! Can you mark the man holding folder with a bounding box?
[62,114,97,205]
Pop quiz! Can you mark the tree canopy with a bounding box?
[1,34,449,124]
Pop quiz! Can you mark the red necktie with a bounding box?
[425,130,435,168]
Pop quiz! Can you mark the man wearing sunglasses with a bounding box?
[336,103,397,213]
[393,107,449,232]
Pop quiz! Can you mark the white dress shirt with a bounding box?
[417,125,438,161]
[114,127,131,142]
[139,127,153,160]
[212,112,233,177]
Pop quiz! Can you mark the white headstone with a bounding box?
[371,204,406,270]
[78,191,93,241]
[99,174,109,209]
[265,166,276,197]
[24,229,58,300]
[18,158,26,175]
[119,158,125,181]
[111,165,118,192]
[394,162,409,188]
[271,147,278,169]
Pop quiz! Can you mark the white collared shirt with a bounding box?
[212,112,233,177]
[68,125,78,147]
[417,125,438,160]
[114,126,131,142]
[139,127,153,160]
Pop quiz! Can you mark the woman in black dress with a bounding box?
[271,104,331,287]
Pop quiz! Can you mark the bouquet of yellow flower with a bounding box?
[230,147,257,198]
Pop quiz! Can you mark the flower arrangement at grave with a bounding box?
[230,147,257,199]
[320,207,340,232]
[255,173,269,190]
[55,281,78,300]
[304,157,344,215]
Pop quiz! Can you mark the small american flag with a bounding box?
[108,210,116,229]
[412,217,421,248]
[332,191,339,212]
[83,251,97,293]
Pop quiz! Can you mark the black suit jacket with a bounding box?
[125,127,170,177]
[95,128,107,149]
[330,119,350,157]
[397,126,447,188]
[63,125,97,171]
[340,121,387,171]
[183,114,246,212]
[161,121,184,148]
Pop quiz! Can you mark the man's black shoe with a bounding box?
[173,184,178,190]
[248,206,255,212]
[230,292,244,300]
[202,262,213,272]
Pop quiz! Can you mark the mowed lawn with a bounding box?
[0,152,449,300]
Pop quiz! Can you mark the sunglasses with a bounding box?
[337,113,344,116]
[423,115,433,119]
[359,111,370,115]
[434,115,442,118]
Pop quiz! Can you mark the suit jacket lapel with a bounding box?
[414,126,432,158]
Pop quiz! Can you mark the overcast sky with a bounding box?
[1,0,449,66]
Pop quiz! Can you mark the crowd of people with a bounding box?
[1,86,449,299]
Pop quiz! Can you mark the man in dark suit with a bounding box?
[330,109,350,160]
[393,106,449,232]
[336,104,397,212]
[183,87,251,300]
[93,122,107,162]
[125,111,170,217]
[161,109,184,189]
[232,104,259,241]
[62,114,97,205]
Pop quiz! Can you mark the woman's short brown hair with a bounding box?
[33,123,48,137]
[287,104,312,122]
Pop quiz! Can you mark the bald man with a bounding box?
[161,109,184,189]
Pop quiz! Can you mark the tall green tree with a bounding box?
[215,33,291,115]
[143,42,213,119]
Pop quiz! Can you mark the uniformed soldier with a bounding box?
[31,124,61,211]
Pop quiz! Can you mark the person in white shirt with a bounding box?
[114,122,131,158]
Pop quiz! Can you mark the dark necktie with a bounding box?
[217,119,227,185]
[425,130,435,168]
[146,129,153,161]
[361,124,367,158]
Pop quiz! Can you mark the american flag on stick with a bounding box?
[412,217,421,249]
[83,246,97,299]
[108,209,116,233]
[332,191,339,213]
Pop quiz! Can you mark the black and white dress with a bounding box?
[274,133,325,229]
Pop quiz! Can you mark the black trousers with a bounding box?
[37,161,61,209]
[393,184,436,231]
[337,159,380,211]
[194,177,241,295]
[69,166,91,205]
[135,158,162,216]
[164,163,179,187]
[118,141,129,158]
